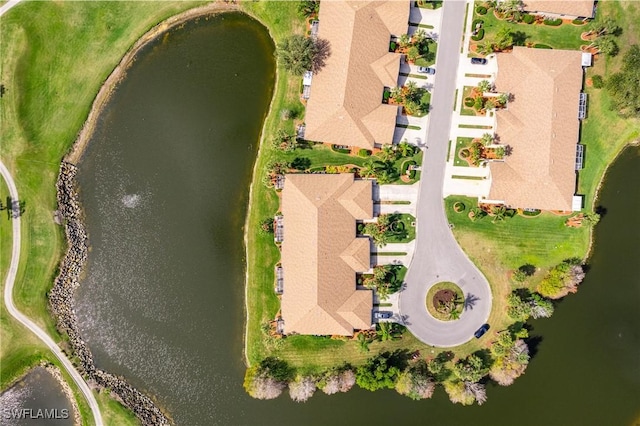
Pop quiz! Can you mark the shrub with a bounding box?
[472,19,484,29]
[288,376,317,402]
[473,96,484,111]
[534,43,553,49]
[459,148,470,159]
[572,18,586,25]
[471,29,485,41]
[543,18,562,26]
[537,260,585,299]
[319,367,356,394]
[464,97,475,108]
[331,144,351,154]
[523,14,535,24]
[358,148,372,157]
[591,74,604,89]
[401,160,417,176]
[475,5,487,15]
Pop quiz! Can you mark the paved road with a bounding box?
[0,0,23,17]
[0,159,104,425]
[398,0,492,347]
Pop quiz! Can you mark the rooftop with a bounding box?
[280,174,374,336]
[522,0,595,18]
[489,47,584,211]
[304,1,409,149]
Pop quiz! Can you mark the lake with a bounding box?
[74,12,640,426]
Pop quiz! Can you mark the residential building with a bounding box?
[304,1,410,149]
[522,0,595,20]
[487,47,585,211]
[280,174,374,336]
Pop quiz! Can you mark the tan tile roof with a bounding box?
[304,1,409,149]
[523,0,595,18]
[281,174,374,335]
[490,47,583,211]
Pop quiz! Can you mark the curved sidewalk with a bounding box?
[0,159,103,425]
[398,0,491,347]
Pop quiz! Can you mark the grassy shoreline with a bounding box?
[1,0,637,414]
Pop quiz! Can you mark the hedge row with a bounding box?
[543,18,562,26]
[471,29,485,41]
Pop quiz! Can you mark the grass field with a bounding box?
[454,137,474,167]
[472,1,586,54]
[445,195,590,334]
[578,1,640,209]
[0,1,211,422]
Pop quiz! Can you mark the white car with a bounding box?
[417,66,436,74]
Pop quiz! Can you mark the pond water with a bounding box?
[0,367,75,426]
[74,12,640,426]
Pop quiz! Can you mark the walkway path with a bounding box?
[0,0,23,17]
[0,159,103,425]
[398,0,492,347]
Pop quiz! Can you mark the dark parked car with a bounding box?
[417,66,436,74]
[374,311,392,320]
[474,323,490,338]
[471,57,488,65]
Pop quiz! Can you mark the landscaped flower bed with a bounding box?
[426,282,464,321]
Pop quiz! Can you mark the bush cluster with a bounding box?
[471,29,485,41]
[523,14,535,24]
[543,18,562,26]
[476,5,487,15]
[591,74,604,89]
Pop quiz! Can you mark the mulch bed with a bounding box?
[433,289,455,309]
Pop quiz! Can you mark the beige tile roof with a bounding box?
[281,174,374,335]
[523,0,595,18]
[304,1,409,149]
[489,47,583,211]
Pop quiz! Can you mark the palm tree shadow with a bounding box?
[464,293,480,311]
[312,38,331,73]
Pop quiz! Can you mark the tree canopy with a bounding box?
[356,353,403,391]
[277,35,318,76]
[606,44,640,117]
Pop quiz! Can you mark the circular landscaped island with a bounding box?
[426,282,464,321]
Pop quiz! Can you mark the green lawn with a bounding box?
[454,137,474,167]
[577,3,640,209]
[460,85,478,116]
[472,1,586,54]
[445,195,590,333]
[414,40,438,67]
[0,1,210,422]
[388,214,416,243]
[446,196,589,270]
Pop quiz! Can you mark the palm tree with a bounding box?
[407,46,420,62]
[495,26,514,50]
[357,333,370,352]
[478,80,492,93]
[360,159,377,178]
[491,205,507,223]
[379,144,397,162]
[480,132,494,146]
[398,33,411,48]
[398,140,414,157]
[390,86,403,103]
[484,99,496,110]
[476,40,494,56]
[412,29,428,46]
[497,92,509,106]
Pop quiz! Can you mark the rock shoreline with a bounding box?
[50,162,171,426]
